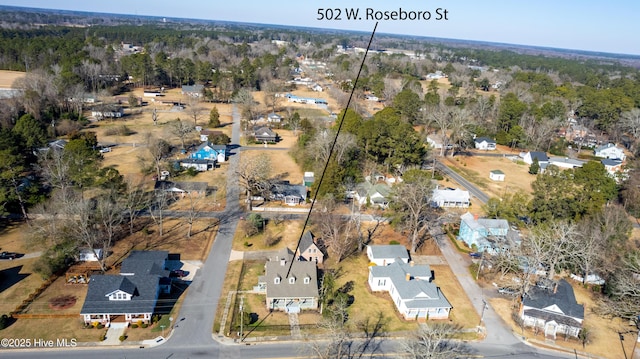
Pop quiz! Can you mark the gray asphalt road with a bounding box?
[436,160,490,203]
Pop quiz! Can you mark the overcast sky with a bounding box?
[1,0,638,55]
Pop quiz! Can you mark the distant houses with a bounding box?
[181,84,204,97]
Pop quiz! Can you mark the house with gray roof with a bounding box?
[474,137,497,150]
[594,143,625,161]
[353,181,391,209]
[270,181,307,205]
[458,212,517,254]
[522,151,550,165]
[367,245,409,266]
[257,248,319,313]
[181,84,204,97]
[296,231,323,264]
[80,251,170,326]
[520,279,584,339]
[368,260,452,320]
[430,187,470,208]
[253,127,279,143]
[154,180,208,198]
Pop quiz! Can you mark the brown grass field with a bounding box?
[0,70,25,88]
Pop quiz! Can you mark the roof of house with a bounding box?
[200,129,223,136]
[528,151,549,162]
[490,169,504,175]
[299,231,317,253]
[254,127,277,137]
[264,248,318,299]
[431,188,470,203]
[194,142,226,152]
[460,212,509,232]
[368,245,409,260]
[120,250,169,277]
[474,137,496,144]
[524,279,584,320]
[271,182,307,200]
[549,157,586,167]
[370,261,451,309]
[355,181,391,202]
[182,84,204,93]
[601,158,623,166]
[80,274,160,315]
[595,143,620,153]
[179,158,215,165]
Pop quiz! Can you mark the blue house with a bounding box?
[190,142,226,163]
[458,212,513,254]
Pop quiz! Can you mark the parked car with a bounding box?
[0,251,19,260]
[170,269,188,278]
[498,287,517,296]
[469,252,482,258]
[99,147,111,153]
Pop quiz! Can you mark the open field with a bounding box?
[233,219,303,251]
[0,70,25,88]
[239,147,303,185]
[442,151,535,200]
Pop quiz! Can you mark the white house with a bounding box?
[78,248,103,262]
[548,157,585,169]
[431,187,470,208]
[520,280,584,339]
[353,181,391,209]
[474,137,497,150]
[522,151,549,166]
[267,113,282,123]
[594,143,626,161]
[489,169,505,181]
[366,245,409,266]
[368,260,452,320]
[601,158,624,176]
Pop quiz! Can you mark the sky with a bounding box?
[1,0,639,55]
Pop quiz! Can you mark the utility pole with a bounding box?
[239,296,244,341]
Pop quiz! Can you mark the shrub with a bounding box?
[99,333,106,341]
[243,241,252,248]
[185,167,199,177]
[96,323,104,329]
[141,323,149,328]
[104,125,134,136]
[131,324,138,329]
[119,335,127,341]
[0,314,9,330]
[389,240,400,245]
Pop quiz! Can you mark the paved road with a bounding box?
[436,160,490,203]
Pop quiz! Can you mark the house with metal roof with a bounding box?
[520,279,584,339]
[257,248,319,313]
[458,212,518,254]
[367,245,409,266]
[353,181,391,209]
[430,187,470,208]
[368,259,452,320]
[190,142,226,163]
[80,251,170,326]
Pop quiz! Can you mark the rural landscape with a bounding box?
[0,4,639,359]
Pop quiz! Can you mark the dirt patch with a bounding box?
[48,295,77,310]
[25,276,87,315]
[442,153,535,200]
[0,70,25,88]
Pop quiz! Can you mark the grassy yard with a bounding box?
[0,258,45,315]
[232,219,303,251]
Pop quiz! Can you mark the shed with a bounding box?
[489,169,505,181]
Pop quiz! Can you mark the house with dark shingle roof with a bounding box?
[368,258,452,320]
[253,127,279,143]
[520,279,584,339]
[154,180,209,198]
[522,151,549,165]
[257,248,319,313]
[474,137,497,150]
[296,231,323,264]
[80,251,169,326]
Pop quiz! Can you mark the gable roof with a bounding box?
[460,212,509,232]
[432,188,470,203]
[155,181,208,193]
[368,245,409,260]
[524,279,584,320]
[595,142,620,153]
[474,137,496,144]
[120,250,169,277]
[264,248,318,299]
[194,142,226,152]
[601,158,623,167]
[356,181,391,200]
[370,261,451,309]
[254,127,276,136]
[81,274,159,315]
[528,151,549,163]
[299,231,317,253]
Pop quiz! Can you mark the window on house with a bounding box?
[289,277,295,284]
[304,277,310,284]
[274,277,281,284]
[378,279,386,286]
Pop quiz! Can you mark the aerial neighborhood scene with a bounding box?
[0,1,640,359]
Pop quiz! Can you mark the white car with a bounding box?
[99,147,111,153]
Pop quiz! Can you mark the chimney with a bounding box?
[410,260,415,267]
[406,273,411,281]
[553,282,558,294]
[473,213,479,221]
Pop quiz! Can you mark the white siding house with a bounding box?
[594,143,626,161]
[366,245,409,266]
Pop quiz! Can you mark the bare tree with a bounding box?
[391,170,435,253]
[145,134,171,178]
[598,251,640,320]
[185,191,203,238]
[122,178,151,235]
[620,108,640,152]
[309,130,357,165]
[312,197,356,262]
[170,118,195,150]
[186,96,205,126]
[262,80,282,114]
[398,322,470,359]
[149,190,170,238]
[527,220,579,280]
[236,153,271,209]
[95,195,125,271]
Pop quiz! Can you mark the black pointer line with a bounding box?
[286,22,379,279]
